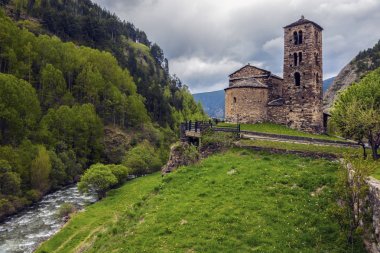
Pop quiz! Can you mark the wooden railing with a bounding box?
[180,120,240,140]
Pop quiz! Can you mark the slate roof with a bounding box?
[229,64,283,80]
[225,77,268,90]
[229,64,270,77]
[284,16,323,31]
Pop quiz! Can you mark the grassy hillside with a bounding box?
[219,122,343,141]
[37,149,365,252]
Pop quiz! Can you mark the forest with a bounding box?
[0,3,206,220]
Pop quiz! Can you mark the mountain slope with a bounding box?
[193,90,225,118]
[194,78,334,118]
[2,0,205,127]
[324,40,380,110]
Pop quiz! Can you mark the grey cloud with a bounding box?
[93,0,380,93]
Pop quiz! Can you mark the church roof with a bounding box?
[229,64,270,77]
[225,77,268,90]
[284,16,323,31]
[229,64,283,80]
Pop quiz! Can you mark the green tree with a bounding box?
[123,140,162,175]
[40,104,104,167]
[40,64,66,109]
[78,163,118,199]
[48,150,66,189]
[0,171,21,196]
[30,146,52,193]
[0,159,21,196]
[332,68,380,159]
[0,74,40,145]
[107,164,130,184]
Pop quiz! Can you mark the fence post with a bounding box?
[189,120,192,131]
[195,121,198,132]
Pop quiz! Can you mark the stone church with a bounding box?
[225,16,324,133]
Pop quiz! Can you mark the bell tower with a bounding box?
[282,16,323,133]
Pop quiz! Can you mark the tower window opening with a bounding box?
[298,52,302,64]
[293,53,298,66]
[298,31,303,44]
[316,73,319,83]
[294,72,301,86]
[233,97,237,103]
[293,31,298,45]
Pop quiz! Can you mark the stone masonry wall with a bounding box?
[225,87,268,123]
[366,178,380,253]
[267,105,287,125]
[267,77,283,101]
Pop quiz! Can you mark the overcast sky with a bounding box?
[94,0,380,93]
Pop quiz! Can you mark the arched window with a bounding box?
[293,31,298,45]
[298,52,302,64]
[298,31,303,44]
[233,97,237,103]
[316,73,319,83]
[294,72,301,86]
[293,53,298,66]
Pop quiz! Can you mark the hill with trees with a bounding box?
[0,0,205,127]
[324,39,380,110]
[0,3,206,220]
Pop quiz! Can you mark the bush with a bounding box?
[108,164,131,184]
[56,203,76,218]
[0,198,15,217]
[78,164,118,199]
[25,189,42,203]
[0,171,21,196]
[123,140,162,175]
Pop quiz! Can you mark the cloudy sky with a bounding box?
[94,0,380,93]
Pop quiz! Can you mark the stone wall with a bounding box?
[267,105,287,125]
[282,21,324,133]
[366,178,380,253]
[267,77,283,101]
[225,87,268,123]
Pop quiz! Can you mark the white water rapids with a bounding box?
[0,186,97,253]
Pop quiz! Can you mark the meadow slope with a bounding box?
[37,149,366,252]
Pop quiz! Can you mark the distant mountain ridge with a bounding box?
[324,40,380,110]
[194,78,335,118]
[193,90,225,119]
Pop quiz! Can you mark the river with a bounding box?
[0,186,97,253]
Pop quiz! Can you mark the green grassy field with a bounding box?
[239,139,360,156]
[219,122,344,141]
[37,149,365,252]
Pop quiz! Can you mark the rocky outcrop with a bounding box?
[323,62,359,111]
[104,126,132,164]
[161,142,200,174]
[323,39,380,111]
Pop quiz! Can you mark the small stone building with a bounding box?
[225,16,324,133]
